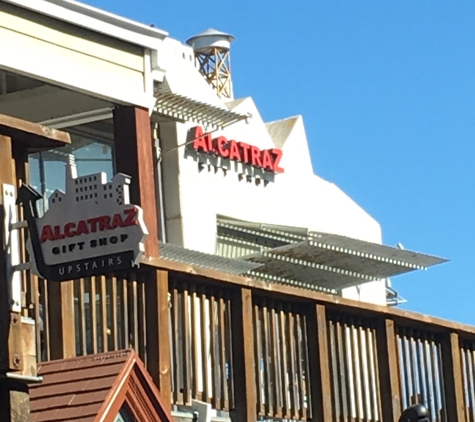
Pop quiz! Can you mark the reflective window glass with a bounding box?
[29,119,114,214]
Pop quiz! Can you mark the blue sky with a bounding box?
[88,0,475,324]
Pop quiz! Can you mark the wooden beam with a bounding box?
[113,106,159,258]
[0,113,70,151]
[230,287,256,422]
[441,332,466,422]
[47,280,76,360]
[142,258,475,337]
[306,304,332,422]
[145,269,172,411]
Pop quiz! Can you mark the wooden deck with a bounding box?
[25,257,473,422]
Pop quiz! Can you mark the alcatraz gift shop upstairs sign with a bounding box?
[18,159,148,282]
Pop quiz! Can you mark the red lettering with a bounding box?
[40,225,54,243]
[87,217,99,233]
[215,137,229,157]
[123,208,138,227]
[229,141,241,161]
[261,150,274,171]
[192,126,211,153]
[98,216,111,231]
[271,148,284,173]
[53,225,65,240]
[64,222,76,238]
[76,220,89,236]
[250,146,262,167]
[110,213,124,229]
[238,142,251,164]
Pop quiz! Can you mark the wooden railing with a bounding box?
[21,259,475,422]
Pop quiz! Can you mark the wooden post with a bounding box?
[113,106,159,258]
[47,280,76,360]
[145,269,172,411]
[0,135,22,373]
[0,380,30,422]
[376,319,401,422]
[0,116,70,422]
[230,287,256,422]
[306,304,333,422]
[441,332,466,422]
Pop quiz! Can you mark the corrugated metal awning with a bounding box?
[159,242,262,275]
[216,219,448,291]
[153,90,248,129]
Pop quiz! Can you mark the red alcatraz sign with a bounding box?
[191,126,284,173]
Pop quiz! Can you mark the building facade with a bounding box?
[0,2,461,422]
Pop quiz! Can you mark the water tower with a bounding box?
[186,29,235,99]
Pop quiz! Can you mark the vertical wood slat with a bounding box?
[279,305,290,419]
[138,274,147,361]
[430,334,442,418]
[295,312,305,420]
[253,302,264,416]
[182,284,191,405]
[441,332,466,422]
[377,319,401,422]
[230,287,256,422]
[111,276,118,351]
[225,293,235,410]
[218,296,228,410]
[47,280,76,360]
[287,307,298,420]
[190,286,200,401]
[200,290,211,403]
[270,303,282,418]
[210,292,218,409]
[145,270,172,411]
[90,277,98,354]
[41,278,50,362]
[122,277,129,349]
[78,279,87,355]
[100,276,108,353]
[350,318,363,420]
[171,284,182,405]
[306,304,333,422]
[131,277,139,351]
[262,301,273,417]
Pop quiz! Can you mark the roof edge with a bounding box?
[3,0,168,49]
[95,349,137,421]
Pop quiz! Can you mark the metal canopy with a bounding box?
[216,219,448,291]
[159,242,262,275]
[153,92,248,129]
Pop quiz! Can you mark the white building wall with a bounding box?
[159,95,387,305]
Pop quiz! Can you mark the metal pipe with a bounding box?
[153,124,167,243]
[1,372,43,384]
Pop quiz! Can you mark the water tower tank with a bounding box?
[186,29,235,99]
[186,28,235,53]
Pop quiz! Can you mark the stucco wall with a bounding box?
[159,98,387,305]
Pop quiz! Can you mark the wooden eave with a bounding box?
[96,350,173,422]
[0,113,70,152]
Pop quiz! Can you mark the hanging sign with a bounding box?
[18,163,148,282]
[190,126,284,173]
